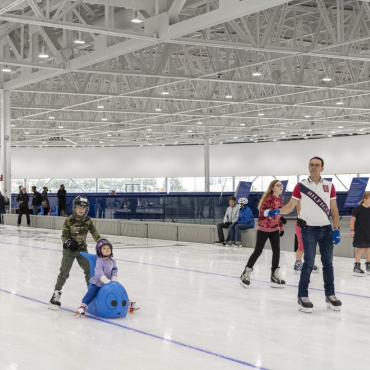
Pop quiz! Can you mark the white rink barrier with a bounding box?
[3,214,354,258]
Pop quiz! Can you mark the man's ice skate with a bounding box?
[353,262,365,277]
[129,302,140,313]
[240,267,252,288]
[49,290,61,310]
[294,260,302,272]
[298,297,313,313]
[75,304,87,317]
[271,268,285,288]
[326,295,342,311]
[365,262,370,275]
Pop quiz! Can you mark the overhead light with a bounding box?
[58,125,64,129]
[252,71,262,77]
[107,133,112,137]
[233,136,238,139]
[131,10,143,24]
[225,93,233,99]
[25,131,30,135]
[10,124,15,128]
[1,65,11,73]
[42,141,46,144]
[146,128,152,131]
[336,101,344,105]
[74,32,85,45]
[322,77,332,82]
[97,104,104,109]
[99,141,104,144]
[240,123,245,126]
[258,112,265,116]
[38,44,49,59]
[187,130,193,133]
[304,115,311,118]
[280,131,285,135]
[196,121,203,125]
[74,39,85,45]
[161,90,169,95]
[155,107,162,112]
[338,126,344,129]
[101,117,108,121]
[48,115,55,119]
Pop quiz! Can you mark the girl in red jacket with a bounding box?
[240,180,286,288]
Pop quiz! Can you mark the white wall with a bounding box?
[11,135,369,178]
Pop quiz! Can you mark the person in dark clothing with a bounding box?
[0,191,5,224]
[31,186,42,215]
[57,184,67,216]
[42,186,50,215]
[17,187,30,226]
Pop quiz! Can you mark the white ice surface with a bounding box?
[0,225,369,370]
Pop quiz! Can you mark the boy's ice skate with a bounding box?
[49,290,61,310]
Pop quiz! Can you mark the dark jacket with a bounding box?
[17,192,30,210]
[32,191,42,207]
[41,190,49,209]
[0,193,5,213]
[57,189,67,206]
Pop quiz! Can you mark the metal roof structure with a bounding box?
[1,0,370,147]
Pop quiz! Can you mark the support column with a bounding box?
[0,89,11,209]
[204,140,210,192]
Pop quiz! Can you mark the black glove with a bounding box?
[63,239,79,251]
[279,230,285,237]
[280,216,287,225]
[225,222,232,227]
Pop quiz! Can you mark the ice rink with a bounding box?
[0,224,369,370]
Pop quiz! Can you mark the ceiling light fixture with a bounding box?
[1,65,11,73]
[161,90,169,95]
[131,10,143,23]
[225,93,233,99]
[74,31,85,45]
[97,104,104,109]
[38,43,49,59]
[101,117,108,121]
[252,71,262,77]
[258,112,265,116]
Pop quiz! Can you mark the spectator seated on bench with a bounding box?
[227,197,255,247]
[215,196,240,245]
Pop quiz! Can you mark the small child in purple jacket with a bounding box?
[76,239,117,316]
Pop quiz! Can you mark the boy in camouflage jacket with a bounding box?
[49,196,101,309]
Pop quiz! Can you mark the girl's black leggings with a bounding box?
[246,230,280,272]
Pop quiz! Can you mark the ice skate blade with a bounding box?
[240,281,250,289]
[298,306,313,313]
[352,272,365,277]
[48,304,60,311]
[326,303,341,311]
[270,283,286,289]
